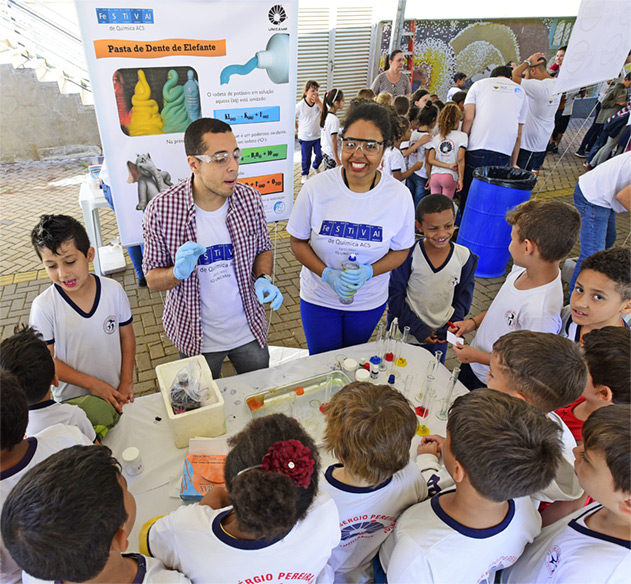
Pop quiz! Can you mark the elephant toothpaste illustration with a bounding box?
[128,70,164,136]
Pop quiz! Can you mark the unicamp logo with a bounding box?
[96,8,154,24]
[268,5,287,25]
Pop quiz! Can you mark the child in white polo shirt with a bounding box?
[1,445,189,584]
[321,382,427,583]
[29,214,135,439]
[141,414,340,583]
[379,389,563,584]
[501,405,631,583]
[0,326,95,442]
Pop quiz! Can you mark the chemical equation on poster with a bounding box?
[213,106,280,125]
[238,173,284,195]
[240,144,287,165]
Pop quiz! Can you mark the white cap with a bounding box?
[355,369,371,382]
[122,447,140,463]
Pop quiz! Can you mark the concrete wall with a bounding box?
[0,64,102,162]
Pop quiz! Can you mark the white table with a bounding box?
[103,341,467,550]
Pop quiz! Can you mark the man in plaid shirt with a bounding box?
[142,118,283,378]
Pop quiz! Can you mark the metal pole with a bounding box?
[388,0,407,56]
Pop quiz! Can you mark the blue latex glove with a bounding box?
[173,241,207,280]
[322,267,357,298]
[255,278,284,311]
[340,264,373,291]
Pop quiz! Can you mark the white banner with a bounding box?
[75,1,298,246]
[554,0,631,94]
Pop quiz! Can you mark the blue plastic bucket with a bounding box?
[458,166,536,278]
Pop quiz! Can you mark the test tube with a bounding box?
[403,374,414,398]
[324,373,333,403]
[416,358,435,401]
[415,375,434,437]
[384,318,397,363]
[395,326,410,367]
[436,365,460,421]
[371,322,384,365]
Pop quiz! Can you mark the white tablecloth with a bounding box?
[103,341,466,550]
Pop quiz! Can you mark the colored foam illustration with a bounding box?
[114,67,201,136]
[127,70,164,137]
[220,33,289,85]
[184,70,201,122]
[161,69,192,133]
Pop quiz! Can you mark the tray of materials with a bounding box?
[245,371,352,445]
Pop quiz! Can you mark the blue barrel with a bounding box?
[458,166,537,278]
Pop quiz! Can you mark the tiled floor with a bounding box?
[1,119,628,395]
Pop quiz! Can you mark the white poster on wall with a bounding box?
[554,0,631,93]
[75,1,297,246]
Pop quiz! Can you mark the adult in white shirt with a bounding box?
[288,101,414,354]
[569,151,631,294]
[460,66,527,213]
[512,52,561,174]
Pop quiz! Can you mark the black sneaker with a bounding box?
[574,151,587,158]
[138,277,147,287]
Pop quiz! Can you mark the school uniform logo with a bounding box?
[439,139,455,155]
[504,310,518,328]
[103,315,117,334]
[340,520,385,541]
[546,545,561,575]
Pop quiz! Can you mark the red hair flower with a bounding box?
[261,439,315,489]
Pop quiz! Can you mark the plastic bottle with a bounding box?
[339,253,360,305]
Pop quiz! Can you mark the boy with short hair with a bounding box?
[1,445,189,583]
[0,369,92,584]
[321,382,427,583]
[379,389,563,583]
[0,326,95,442]
[388,194,477,360]
[501,405,631,583]
[29,214,136,436]
[452,199,581,389]
[556,326,631,442]
[488,330,588,504]
[562,247,631,342]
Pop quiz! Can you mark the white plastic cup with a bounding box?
[122,446,144,476]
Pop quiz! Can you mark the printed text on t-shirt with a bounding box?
[319,221,383,242]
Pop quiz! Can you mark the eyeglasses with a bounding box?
[194,149,242,165]
[338,137,384,155]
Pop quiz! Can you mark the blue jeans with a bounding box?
[101,183,145,281]
[299,139,322,176]
[569,183,617,295]
[181,339,270,380]
[517,149,546,172]
[407,173,428,210]
[461,149,510,219]
[300,299,387,355]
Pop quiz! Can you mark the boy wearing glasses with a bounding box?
[142,118,283,379]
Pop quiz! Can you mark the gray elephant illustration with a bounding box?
[127,153,173,210]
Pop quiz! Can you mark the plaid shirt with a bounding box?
[142,175,272,356]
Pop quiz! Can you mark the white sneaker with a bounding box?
[301,175,308,184]
[313,166,321,174]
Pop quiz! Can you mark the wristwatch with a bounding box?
[257,273,273,282]
[525,58,533,67]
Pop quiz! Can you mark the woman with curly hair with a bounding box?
[141,414,340,582]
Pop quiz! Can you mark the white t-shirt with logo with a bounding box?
[29,276,132,402]
[321,462,427,583]
[465,77,527,155]
[322,112,341,159]
[287,167,415,311]
[296,98,322,141]
[520,78,561,152]
[195,202,255,352]
[578,151,631,213]
[446,86,461,102]
[426,130,468,180]
[380,490,541,584]
[470,265,563,384]
[500,503,630,583]
[146,494,340,584]
[408,130,431,178]
[381,147,406,177]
